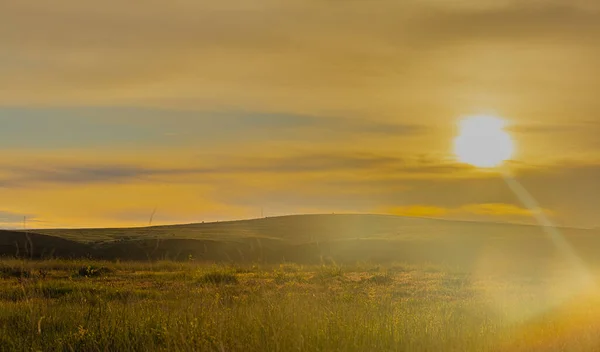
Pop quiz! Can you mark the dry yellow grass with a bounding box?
[1,259,599,351]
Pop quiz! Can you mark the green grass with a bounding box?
[1,258,599,351]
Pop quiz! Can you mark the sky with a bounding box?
[1,0,600,228]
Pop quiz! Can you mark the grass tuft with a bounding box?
[312,264,344,283]
[77,265,112,278]
[364,272,394,285]
[198,270,238,285]
[0,265,32,279]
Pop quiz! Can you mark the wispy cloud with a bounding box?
[0,107,425,149]
[509,123,598,134]
[460,203,553,217]
[0,209,42,229]
[2,0,599,115]
[4,153,599,190]
[387,203,553,221]
[0,157,599,227]
[415,3,600,45]
[0,152,469,187]
[388,205,450,217]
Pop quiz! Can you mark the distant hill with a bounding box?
[3,214,600,269]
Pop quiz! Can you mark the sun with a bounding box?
[454,115,515,168]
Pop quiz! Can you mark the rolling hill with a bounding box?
[2,214,600,269]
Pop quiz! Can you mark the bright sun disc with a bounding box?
[454,115,515,168]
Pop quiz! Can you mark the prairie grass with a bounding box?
[0,258,599,351]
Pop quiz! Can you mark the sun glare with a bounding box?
[454,115,515,168]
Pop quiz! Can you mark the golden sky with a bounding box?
[1,0,599,228]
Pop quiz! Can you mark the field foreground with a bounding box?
[1,259,599,351]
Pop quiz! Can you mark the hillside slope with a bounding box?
[4,214,600,268]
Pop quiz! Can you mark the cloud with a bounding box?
[2,0,599,118]
[0,210,29,223]
[0,152,472,187]
[459,203,552,217]
[415,2,600,45]
[1,155,599,228]
[7,166,172,185]
[4,152,597,199]
[0,107,425,149]
[0,210,42,229]
[508,122,599,134]
[378,162,600,227]
[386,203,553,221]
[388,205,449,217]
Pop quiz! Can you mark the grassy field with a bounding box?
[1,258,599,351]
[3,215,600,351]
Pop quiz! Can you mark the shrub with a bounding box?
[0,266,32,279]
[198,271,238,285]
[364,273,394,285]
[77,265,112,278]
[273,269,306,285]
[312,265,344,283]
